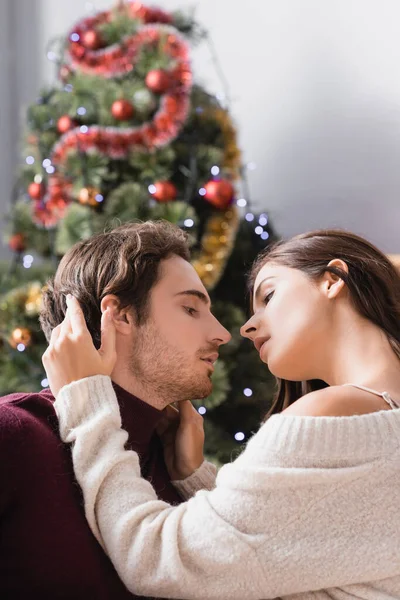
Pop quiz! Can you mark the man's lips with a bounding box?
[254,336,270,354]
[200,353,219,365]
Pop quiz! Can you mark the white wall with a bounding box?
[0,0,41,258]
[4,0,400,254]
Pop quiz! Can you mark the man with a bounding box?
[0,221,230,598]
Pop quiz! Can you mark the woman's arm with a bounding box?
[55,375,265,600]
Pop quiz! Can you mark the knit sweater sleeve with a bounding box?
[54,375,400,600]
[172,460,217,499]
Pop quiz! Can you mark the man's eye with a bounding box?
[263,291,274,304]
[184,306,198,316]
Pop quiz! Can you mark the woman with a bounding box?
[43,229,400,600]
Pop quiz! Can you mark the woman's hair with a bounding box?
[40,221,190,348]
[248,229,400,415]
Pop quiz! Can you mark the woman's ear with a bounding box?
[100,295,135,335]
[321,259,348,299]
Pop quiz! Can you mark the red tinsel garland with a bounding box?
[39,4,192,225]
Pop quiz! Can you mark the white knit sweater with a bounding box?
[54,375,400,600]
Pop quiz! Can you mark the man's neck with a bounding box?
[110,367,169,410]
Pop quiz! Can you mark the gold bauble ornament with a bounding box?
[78,187,101,207]
[9,327,32,349]
[25,283,44,316]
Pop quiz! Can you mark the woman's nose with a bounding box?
[240,316,257,340]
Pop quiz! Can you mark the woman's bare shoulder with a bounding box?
[282,385,389,417]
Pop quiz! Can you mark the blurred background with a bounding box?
[2,0,400,259]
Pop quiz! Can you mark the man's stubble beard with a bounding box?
[128,322,213,404]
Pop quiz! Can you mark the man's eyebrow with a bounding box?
[174,290,210,305]
[254,276,277,302]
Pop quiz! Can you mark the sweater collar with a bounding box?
[112,382,164,450]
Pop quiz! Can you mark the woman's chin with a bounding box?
[267,355,297,380]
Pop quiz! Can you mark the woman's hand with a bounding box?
[157,401,205,480]
[42,295,117,398]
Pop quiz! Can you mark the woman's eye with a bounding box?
[184,306,198,316]
[263,291,274,304]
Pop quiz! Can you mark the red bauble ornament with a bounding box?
[28,181,45,200]
[82,29,104,50]
[145,69,171,94]
[9,233,26,253]
[151,181,177,202]
[33,198,67,228]
[57,115,77,134]
[203,179,234,209]
[111,99,134,121]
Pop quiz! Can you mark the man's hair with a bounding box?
[40,221,190,348]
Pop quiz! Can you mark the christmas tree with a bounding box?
[1,1,276,463]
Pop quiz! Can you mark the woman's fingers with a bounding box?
[49,323,62,346]
[60,303,72,338]
[66,295,88,338]
[178,400,201,423]
[156,404,180,438]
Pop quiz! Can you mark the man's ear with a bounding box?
[320,259,348,299]
[100,295,135,335]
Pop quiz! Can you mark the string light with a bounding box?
[64,84,73,93]
[259,215,268,226]
[234,432,245,442]
[77,107,87,116]
[17,344,26,352]
[184,218,194,228]
[80,125,88,133]
[41,378,49,388]
[211,166,220,176]
[198,406,207,415]
[261,232,270,241]
[70,33,80,42]
[47,51,57,62]
[26,156,35,165]
[237,198,247,208]
[255,226,263,235]
[245,213,255,222]
[95,194,104,203]
[23,255,34,269]
[199,187,206,196]
[148,184,156,194]
[243,388,253,397]
[46,166,55,174]
[42,159,51,168]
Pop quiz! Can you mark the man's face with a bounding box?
[128,256,231,402]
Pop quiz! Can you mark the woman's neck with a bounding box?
[320,315,400,392]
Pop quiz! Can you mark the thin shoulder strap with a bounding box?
[343,383,400,409]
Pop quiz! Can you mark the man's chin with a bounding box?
[194,380,213,400]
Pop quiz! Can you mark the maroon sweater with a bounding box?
[0,383,182,599]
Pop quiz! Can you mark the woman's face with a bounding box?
[241,262,333,381]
